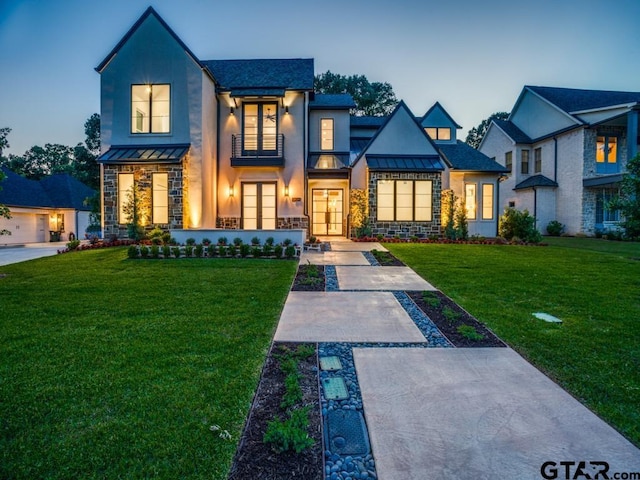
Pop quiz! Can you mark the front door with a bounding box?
[242,182,276,229]
[312,189,343,236]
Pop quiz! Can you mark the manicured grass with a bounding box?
[386,239,640,447]
[0,248,296,479]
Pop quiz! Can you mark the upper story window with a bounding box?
[534,147,542,173]
[596,135,619,174]
[425,127,451,141]
[131,84,170,134]
[521,149,530,174]
[243,103,278,155]
[321,118,334,150]
[505,151,513,173]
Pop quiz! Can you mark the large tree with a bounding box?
[314,71,398,116]
[609,153,640,238]
[0,127,10,158]
[465,111,509,149]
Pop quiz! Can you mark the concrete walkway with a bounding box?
[0,242,66,266]
[277,239,640,479]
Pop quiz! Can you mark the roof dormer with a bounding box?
[420,102,461,144]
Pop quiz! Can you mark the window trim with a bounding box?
[152,173,169,225]
[242,102,279,156]
[320,118,334,151]
[130,84,171,134]
[482,183,494,220]
[376,179,433,222]
[521,149,530,174]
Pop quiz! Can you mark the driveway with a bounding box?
[0,242,66,266]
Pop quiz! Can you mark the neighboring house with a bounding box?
[0,167,95,244]
[480,85,640,235]
[96,7,507,240]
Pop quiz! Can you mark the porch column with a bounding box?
[627,109,638,159]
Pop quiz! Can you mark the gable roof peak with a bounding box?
[421,101,462,129]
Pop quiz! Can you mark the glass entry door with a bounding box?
[312,189,343,236]
[242,182,276,229]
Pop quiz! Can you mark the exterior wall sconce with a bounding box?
[284,106,289,115]
[228,185,234,197]
[229,107,234,116]
[284,185,290,197]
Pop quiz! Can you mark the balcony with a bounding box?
[231,134,285,167]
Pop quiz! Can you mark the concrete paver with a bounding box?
[300,250,370,266]
[329,240,387,252]
[353,347,640,480]
[274,291,426,343]
[336,265,437,291]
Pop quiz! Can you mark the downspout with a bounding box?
[303,91,310,239]
[216,93,220,228]
[495,177,500,237]
[553,137,558,182]
[533,186,537,229]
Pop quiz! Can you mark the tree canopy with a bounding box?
[609,153,640,238]
[314,71,398,116]
[0,114,100,190]
[465,112,509,149]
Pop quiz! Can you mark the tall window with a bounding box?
[521,149,530,174]
[118,173,134,223]
[377,180,432,221]
[425,127,451,141]
[321,118,334,150]
[505,151,512,173]
[534,147,542,173]
[152,173,168,224]
[596,135,619,174]
[482,184,494,220]
[243,103,278,154]
[465,184,476,220]
[131,84,170,133]
[242,182,276,229]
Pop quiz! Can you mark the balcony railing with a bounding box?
[231,134,285,167]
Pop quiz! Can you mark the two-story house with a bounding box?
[480,86,640,235]
[96,7,506,241]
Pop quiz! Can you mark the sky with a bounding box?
[1,0,640,156]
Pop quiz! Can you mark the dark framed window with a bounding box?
[242,103,278,155]
[505,151,513,173]
[521,149,530,174]
[320,118,334,150]
[534,147,542,173]
[596,135,619,174]
[425,127,451,141]
[131,84,170,133]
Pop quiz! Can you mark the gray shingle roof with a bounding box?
[203,59,314,91]
[365,155,444,172]
[527,86,640,113]
[514,174,559,190]
[0,167,95,210]
[439,141,508,172]
[310,94,355,109]
[494,120,533,144]
[350,116,386,128]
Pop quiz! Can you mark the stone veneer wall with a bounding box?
[103,163,184,239]
[216,216,309,235]
[368,171,442,238]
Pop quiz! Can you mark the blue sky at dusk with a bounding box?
[1,0,640,156]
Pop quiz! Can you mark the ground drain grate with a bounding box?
[322,377,349,400]
[326,409,371,456]
[319,356,342,371]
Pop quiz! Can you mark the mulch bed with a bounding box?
[372,250,405,266]
[228,342,323,480]
[407,291,506,347]
[291,264,325,291]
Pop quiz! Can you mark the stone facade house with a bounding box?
[96,7,506,240]
[479,86,640,235]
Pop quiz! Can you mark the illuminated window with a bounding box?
[118,173,134,223]
[131,84,170,133]
[482,184,494,220]
[465,183,476,220]
[152,173,168,224]
[321,118,334,150]
[242,182,276,229]
[243,103,278,154]
[534,147,542,173]
[521,149,530,174]
[376,180,433,222]
[425,127,451,141]
[596,135,619,174]
[505,151,512,173]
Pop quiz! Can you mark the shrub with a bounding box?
[150,237,163,245]
[139,245,149,258]
[227,244,236,257]
[274,244,283,258]
[251,246,262,257]
[162,245,171,258]
[233,237,243,246]
[263,243,273,256]
[217,237,228,246]
[457,324,485,341]
[150,245,160,258]
[207,244,215,257]
[172,246,181,258]
[194,244,204,258]
[250,236,260,246]
[308,236,317,244]
[184,245,193,257]
[422,291,441,308]
[240,244,251,258]
[283,238,292,246]
[202,237,211,246]
[499,207,542,243]
[186,238,196,246]
[218,245,227,257]
[284,245,296,259]
[265,236,275,246]
[410,235,419,243]
[161,232,171,245]
[66,239,80,251]
[263,407,313,454]
[442,306,461,323]
[546,220,564,236]
[376,234,384,241]
[127,245,139,259]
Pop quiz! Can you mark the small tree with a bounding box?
[608,153,640,239]
[0,170,11,236]
[441,190,467,240]
[122,182,149,241]
[454,197,468,240]
[350,188,370,238]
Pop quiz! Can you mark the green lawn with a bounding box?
[386,239,640,447]
[0,248,296,479]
